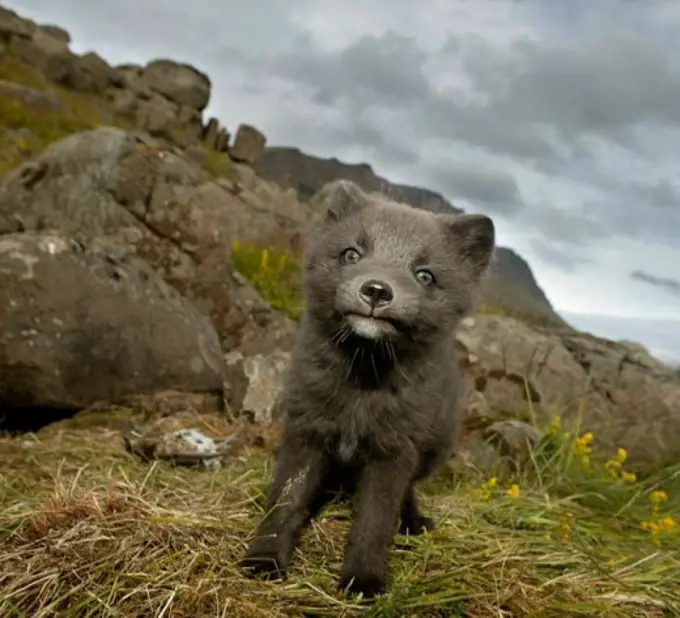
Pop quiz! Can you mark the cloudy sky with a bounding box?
[7,0,680,361]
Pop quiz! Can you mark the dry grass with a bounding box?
[1,412,679,617]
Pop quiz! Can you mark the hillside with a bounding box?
[0,5,679,616]
[256,146,564,328]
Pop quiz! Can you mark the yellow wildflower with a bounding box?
[506,484,520,499]
[573,432,593,457]
[659,516,678,531]
[260,248,270,270]
[650,490,669,513]
[620,471,637,484]
[483,477,497,490]
[615,447,627,463]
[477,476,498,501]
[650,490,669,505]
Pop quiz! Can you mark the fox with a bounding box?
[241,179,495,597]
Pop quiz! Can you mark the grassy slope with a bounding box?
[1,412,678,617]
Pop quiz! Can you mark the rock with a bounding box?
[457,314,680,465]
[7,36,55,73]
[215,127,230,152]
[0,6,36,41]
[230,124,266,165]
[484,419,542,457]
[110,87,139,119]
[141,59,211,111]
[60,51,124,93]
[135,93,181,139]
[32,25,70,54]
[37,25,70,44]
[0,230,224,416]
[203,117,220,148]
[116,64,153,99]
[457,314,595,422]
[0,127,302,348]
[223,350,290,424]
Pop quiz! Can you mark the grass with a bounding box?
[231,241,304,320]
[0,411,678,617]
[203,147,232,177]
[0,56,124,173]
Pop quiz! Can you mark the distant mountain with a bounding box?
[256,146,565,327]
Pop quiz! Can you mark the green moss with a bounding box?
[202,147,232,177]
[231,241,304,320]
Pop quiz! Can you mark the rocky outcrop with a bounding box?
[0,6,264,164]
[230,124,266,165]
[255,147,561,327]
[455,315,680,465]
[0,230,223,412]
[0,127,306,348]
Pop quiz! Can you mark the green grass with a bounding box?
[231,241,304,320]
[0,56,127,173]
[0,411,678,617]
[203,147,232,177]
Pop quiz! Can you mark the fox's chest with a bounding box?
[329,390,412,462]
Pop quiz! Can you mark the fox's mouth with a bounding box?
[343,312,399,340]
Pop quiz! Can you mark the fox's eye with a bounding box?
[415,269,435,287]
[341,248,361,264]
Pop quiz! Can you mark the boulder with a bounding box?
[0,6,36,41]
[0,127,303,347]
[203,117,220,148]
[140,59,211,111]
[457,315,680,465]
[230,124,266,165]
[32,25,70,54]
[0,231,224,414]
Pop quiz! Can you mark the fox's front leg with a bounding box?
[338,454,415,597]
[242,440,327,578]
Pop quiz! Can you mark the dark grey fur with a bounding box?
[241,180,495,597]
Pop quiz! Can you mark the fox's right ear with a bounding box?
[318,179,368,223]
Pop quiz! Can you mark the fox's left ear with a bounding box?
[438,213,495,279]
[318,179,369,223]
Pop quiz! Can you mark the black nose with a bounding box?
[359,280,394,308]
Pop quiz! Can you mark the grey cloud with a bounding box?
[427,162,524,215]
[529,238,594,272]
[523,205,609,247]
[578,178,680,247]
[269,31,432,107]
[631,271,680,297]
